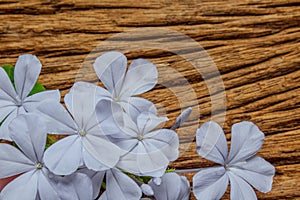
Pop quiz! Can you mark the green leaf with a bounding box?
[28,82,46,96]
[45,135,56,149]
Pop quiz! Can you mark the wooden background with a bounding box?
[0,0,299,199]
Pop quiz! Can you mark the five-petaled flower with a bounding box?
[93,51,158,121]
[0,114,93,200]
[106,110,179,177]
[0,54,60,140]
[193,121,275,200]
[36,82,122,175]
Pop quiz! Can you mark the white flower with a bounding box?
[36,82,122,175]
[0,54,60,140]
[193,121,275,200]
[93,51,158,120]
[103,110,179,177]
[0,114,93,200]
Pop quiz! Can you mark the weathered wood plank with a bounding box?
[0,0,299,199]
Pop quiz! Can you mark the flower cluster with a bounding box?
[0,53,275,200]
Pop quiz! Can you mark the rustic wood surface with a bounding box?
[0,0,299,199]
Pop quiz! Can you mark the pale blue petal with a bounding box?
[0,144,34,178]
[171,107,192,130]
[54,172,93,200]
[37,170,60,200]
[137,112,168,135]
[0,104,16,123]
[178,176,191,200]
[14,54,42,99]
[120,97,157,122]
[36,100,77,135]
[9,114,47,162]
[82,147,110,171]
[0,107,17,141]
[228,121,264,164]
[64,82,109,129]
[143,129,179,161]
[0,170,38,200]
[230,156,275,193]
[44,135,82,175]
[228,171,257,200]
[109,136,138,155]
[120,58,157,97]
[94,52,127,94]
[23,90,60,112]
[105,168,142,200]
[78,168,105,199]
[0,67,17,102]
[149,172,190,200]
[95,99,125,135]
[193,167,228,200]
[141,184,154,196]
[196,121,228,165]
[117,142,169,177]
[98,191,108,200]
[82,134,121,169]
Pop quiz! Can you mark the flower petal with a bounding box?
[143,129,179,161]
[0,67,17,102]
[228,171,257,200]
[54,172,93,200]
[9,114,47,162]
[23,90,60,112]
[120,59,157,97]
[44,135,82,175]
[117,142,169,177]
[196,121,228,165]
[228,121,264,164]
[37,170,60,200]
[120,97,157,122]
[171,107,192,130]
[193,167,228,200]
[230,156,275,193]
[64,82,110,129]
[0,170,38,200]
[0,144,34,178]
[36,100,77,135]
[0,104,16,123]
[82,147,110,171]
[98,191,108,200]
[14,54,42,99]
[95,99,126,135]
[0,108,18,141]
[105,168,142,200]
[78,168,105,199]
[137,112,168,135]
[149,172,190,200]
[83,134,121,169]
[94,52,127,94]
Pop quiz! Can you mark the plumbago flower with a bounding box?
[148,172,190,200]
[193,121,275,200]
[99,108,179,177]
[0,54,60,140]
[0,114,93,200]
[36,82,122,175]
[93,51,158,120]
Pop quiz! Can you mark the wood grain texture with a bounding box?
[0,0,299,199]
